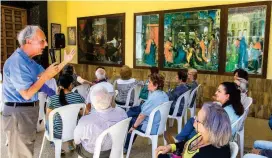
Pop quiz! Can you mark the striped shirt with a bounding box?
[47,92,85,138]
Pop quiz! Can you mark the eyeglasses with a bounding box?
[194,116,203,125]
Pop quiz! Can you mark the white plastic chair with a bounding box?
[116,84,142,111]
[37,92,48,132]
[231,97,253,158]
[230,141,239,158]
[168,90,191,133]
[39,103,86,158]
[126,101,172,158]
[186,84,201,120]
[72,84,90,100]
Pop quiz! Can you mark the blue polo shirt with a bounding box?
[3,48,44,102]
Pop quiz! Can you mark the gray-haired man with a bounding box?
[2,25,75,158]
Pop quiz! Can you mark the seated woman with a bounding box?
[115,65,137,106]
[46,74,85,151]
[74,84,127,158]
[124,73,169,152]
[174,82,244,142]
[139,67,159,101]
[156,102,231,158]
[61,64,92,87]
[187,68,198,108]
[168,69,189,116]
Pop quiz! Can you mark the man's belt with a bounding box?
[5,101,38,107]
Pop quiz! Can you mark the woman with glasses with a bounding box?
[173,82,244,143]
[156,102,231,158]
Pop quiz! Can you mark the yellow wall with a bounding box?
[48,1,272,79]
[48,1,67,63]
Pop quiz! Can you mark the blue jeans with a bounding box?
[175,117,197,142]
[254,141,272,150]
[124,105,144,150]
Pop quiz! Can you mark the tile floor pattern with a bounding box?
[1,116,272,158]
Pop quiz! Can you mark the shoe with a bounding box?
[61,149,65,155]
[164,131,176,144]
[123,148,127,154]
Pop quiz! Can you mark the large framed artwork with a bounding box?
[134,12,160,68]
[68,26,76,45]
[225,2,271,77]
[77,13,125,66]
[51,23,61,48]
[162,7,222,72]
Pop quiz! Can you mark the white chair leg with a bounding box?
[148,139,152,145]
[169,118,174,128]
[38,134,46,158]
[54,139,62,158]
[177,118,182,134]
[239,130,244,158]
[184,109,188,125]
[126,132,136,158]
[151,136,158,158]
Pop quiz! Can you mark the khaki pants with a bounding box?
[2,105,39,158]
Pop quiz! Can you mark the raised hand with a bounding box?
[64,48,76,63]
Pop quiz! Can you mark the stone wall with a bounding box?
[73,64,272,119]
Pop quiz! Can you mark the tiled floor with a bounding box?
[1,115,272,158]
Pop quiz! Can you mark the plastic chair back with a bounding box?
[72,84,90,100]
[146,101,172,135]
[93,118,132,158]
[47,103,86,142]
[230,142,239,158]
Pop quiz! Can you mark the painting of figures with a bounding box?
[135,13,159,67]
[163,9,221,71]
[77,13,125,66]
[225,5,267,75]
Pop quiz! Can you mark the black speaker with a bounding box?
[54,33,65,49]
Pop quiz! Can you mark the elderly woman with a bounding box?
[74,84,127,158]
[174,82,244,143]
[187,68,198,108]
[115,65,137,106]
[46,74,85,152]
[124,73,169,152]
[156,102,231,158]
[168,69,189,116]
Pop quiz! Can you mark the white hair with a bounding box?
[90,84,111,111]
[17,25,41,46]
[95,68,106,80]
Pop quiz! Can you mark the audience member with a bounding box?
[187,68,199,108]
[61,64,92,87]
[172,82,244,143]
[124,73,169,152]
[115,65,137,106]
[74,84,127,158]
[139,67,159,100]
[233,68,249,106]
[168,70,189,116]
[156,102,231,158]
[86,68,114,112]
[46,74,85,152]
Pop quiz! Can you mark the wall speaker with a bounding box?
[54,33,65,49]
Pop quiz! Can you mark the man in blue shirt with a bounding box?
[2,25,75,158]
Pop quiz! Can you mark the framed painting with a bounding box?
[225,2,271,78]
[162,7,222,73]
[51,23,61,48]
[77,13,125,66]
[68,26,76,45]
[134,12,160,68]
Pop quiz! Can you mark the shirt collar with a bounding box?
[16,48,33,63]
